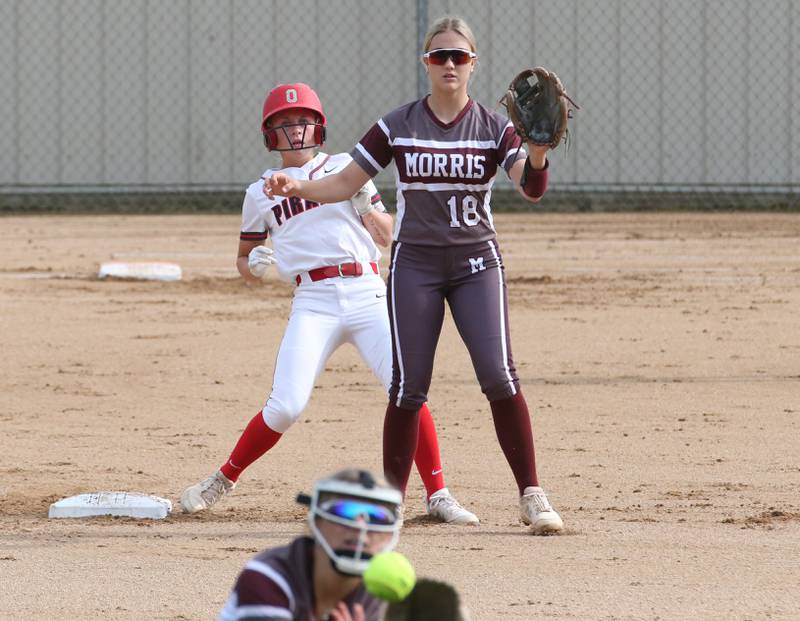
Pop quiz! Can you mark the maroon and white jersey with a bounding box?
[218,537,385,621]
[350,98,527,246]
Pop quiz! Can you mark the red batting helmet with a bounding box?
[261,83,327,151]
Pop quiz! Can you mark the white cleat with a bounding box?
[520,486,563,535]
[181,470,236,514]
[426,488,480,525]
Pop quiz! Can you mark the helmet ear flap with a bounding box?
[263,129,279,151]
[314,124,326,146]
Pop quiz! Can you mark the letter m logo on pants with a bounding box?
[469,257,486,274]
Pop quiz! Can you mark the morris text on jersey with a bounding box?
[397,147,496,185]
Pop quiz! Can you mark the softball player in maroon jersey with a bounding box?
[181,83,476,526]
[266,17,563,535]
[218,469,402,621]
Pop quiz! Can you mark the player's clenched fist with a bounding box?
[263,172,303,199]
[247,245,277,278]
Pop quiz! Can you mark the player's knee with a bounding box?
[482,379,520,402]
[389,387,426,412]
[261,395,307,433]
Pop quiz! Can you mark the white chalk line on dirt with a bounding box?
[516,374,800,386]
[0,268,237,280]
[0,271,74,279]
[110,251,227,259]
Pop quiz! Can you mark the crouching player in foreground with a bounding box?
[217,469,402,621]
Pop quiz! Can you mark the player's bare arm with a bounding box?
[266,160,369,203]
[509,143,549,204]
[360,210,393,248]
[350,184,393,248]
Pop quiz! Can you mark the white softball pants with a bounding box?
[261,274,391,433]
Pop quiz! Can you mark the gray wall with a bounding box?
[1,0,797,196]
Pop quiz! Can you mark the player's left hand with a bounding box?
[328,602,364,621]
[247,245,277,278]
[263,173,303,199]
[501,66,579,150]
[351,185,375,217]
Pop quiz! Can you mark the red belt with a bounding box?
[295,261,378,285]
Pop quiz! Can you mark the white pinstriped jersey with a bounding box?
[350,97,527,246]
[240,152,386,283]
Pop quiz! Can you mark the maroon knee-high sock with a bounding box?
[490,391,539,494]
[219,410,282,482]
[383,403,420,496]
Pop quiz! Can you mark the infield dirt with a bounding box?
[1,212,799,620]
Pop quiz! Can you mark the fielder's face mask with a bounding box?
[297,472,402,576]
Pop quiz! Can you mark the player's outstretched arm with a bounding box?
[265,161,370,204]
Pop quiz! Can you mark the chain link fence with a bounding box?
[1,0,797,212]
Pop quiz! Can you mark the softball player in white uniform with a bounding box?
[180,83,476,524]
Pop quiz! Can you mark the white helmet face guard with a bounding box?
[304,478,403,576]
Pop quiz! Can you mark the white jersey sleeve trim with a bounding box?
[244,560,296,612]
[355,143,383,174]
[499,121,527,171]
[501,145,526,169]
[497,121,515,143]
[377,118,391,142]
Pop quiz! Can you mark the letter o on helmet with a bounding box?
[261,83,327,151]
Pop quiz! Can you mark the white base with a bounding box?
[98,262,182,281]
[48,492,172,519]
